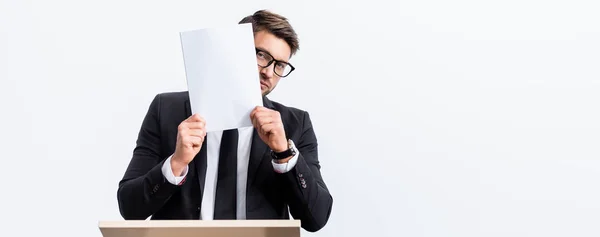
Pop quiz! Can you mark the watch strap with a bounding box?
[270,139,296,160]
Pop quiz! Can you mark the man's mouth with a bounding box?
[260,81,269,88]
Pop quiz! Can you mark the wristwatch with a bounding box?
[270,139,297,160]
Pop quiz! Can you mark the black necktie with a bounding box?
[214,129,238,219]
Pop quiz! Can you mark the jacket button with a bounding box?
[302,184,307,189]
[301,179,306,185]
[298,173,303,178]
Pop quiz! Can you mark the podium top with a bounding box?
[98,220,301,237]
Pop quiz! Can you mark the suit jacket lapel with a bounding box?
[247,96,276,186]
[185,99,207,200]
[247,129,269,186]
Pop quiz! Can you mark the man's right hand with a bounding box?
[171,113,206,176]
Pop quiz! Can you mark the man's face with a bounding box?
[254,30,292,96]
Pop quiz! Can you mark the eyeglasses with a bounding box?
[255,48,295,77]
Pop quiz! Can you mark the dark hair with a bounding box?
[239,10,299,56]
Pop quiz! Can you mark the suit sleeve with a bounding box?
[280,111,333,232]
[117,94,181,220]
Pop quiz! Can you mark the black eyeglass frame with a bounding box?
[255,48,295,77]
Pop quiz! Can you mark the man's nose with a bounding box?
[260,64,275,78]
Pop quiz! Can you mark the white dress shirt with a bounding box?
[161,126,299,220]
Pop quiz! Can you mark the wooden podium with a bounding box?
[98,220,301,237]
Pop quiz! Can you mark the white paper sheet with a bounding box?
[180,23,262,132]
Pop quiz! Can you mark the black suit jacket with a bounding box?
[117,91,333,232]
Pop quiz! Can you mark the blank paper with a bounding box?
[180,23,262,132]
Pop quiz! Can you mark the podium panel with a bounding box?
[98,220,301,237]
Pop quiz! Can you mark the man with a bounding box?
[117,10,333,232]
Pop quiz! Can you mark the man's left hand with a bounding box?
[250,106,289,156]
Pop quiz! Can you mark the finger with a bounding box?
[253,114,277,130]
[251,111,262,127]
[183,136,204,146]
[250,106,262,119]
[185,128,206,138]
[260,123,279,134]
[252,115,260,130]
[184,121,206,130]
[254,106,271,113]
[255,115,277,125]
[187,113,205,123]
[257,110,282,121]
[256,108,280,116]
[252,110,274,119]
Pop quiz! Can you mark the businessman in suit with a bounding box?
[117,10,333,232]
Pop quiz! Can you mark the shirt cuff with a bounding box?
[271,149,299,173]
[161,155,189,185]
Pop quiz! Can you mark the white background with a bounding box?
[1,0,599,236]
